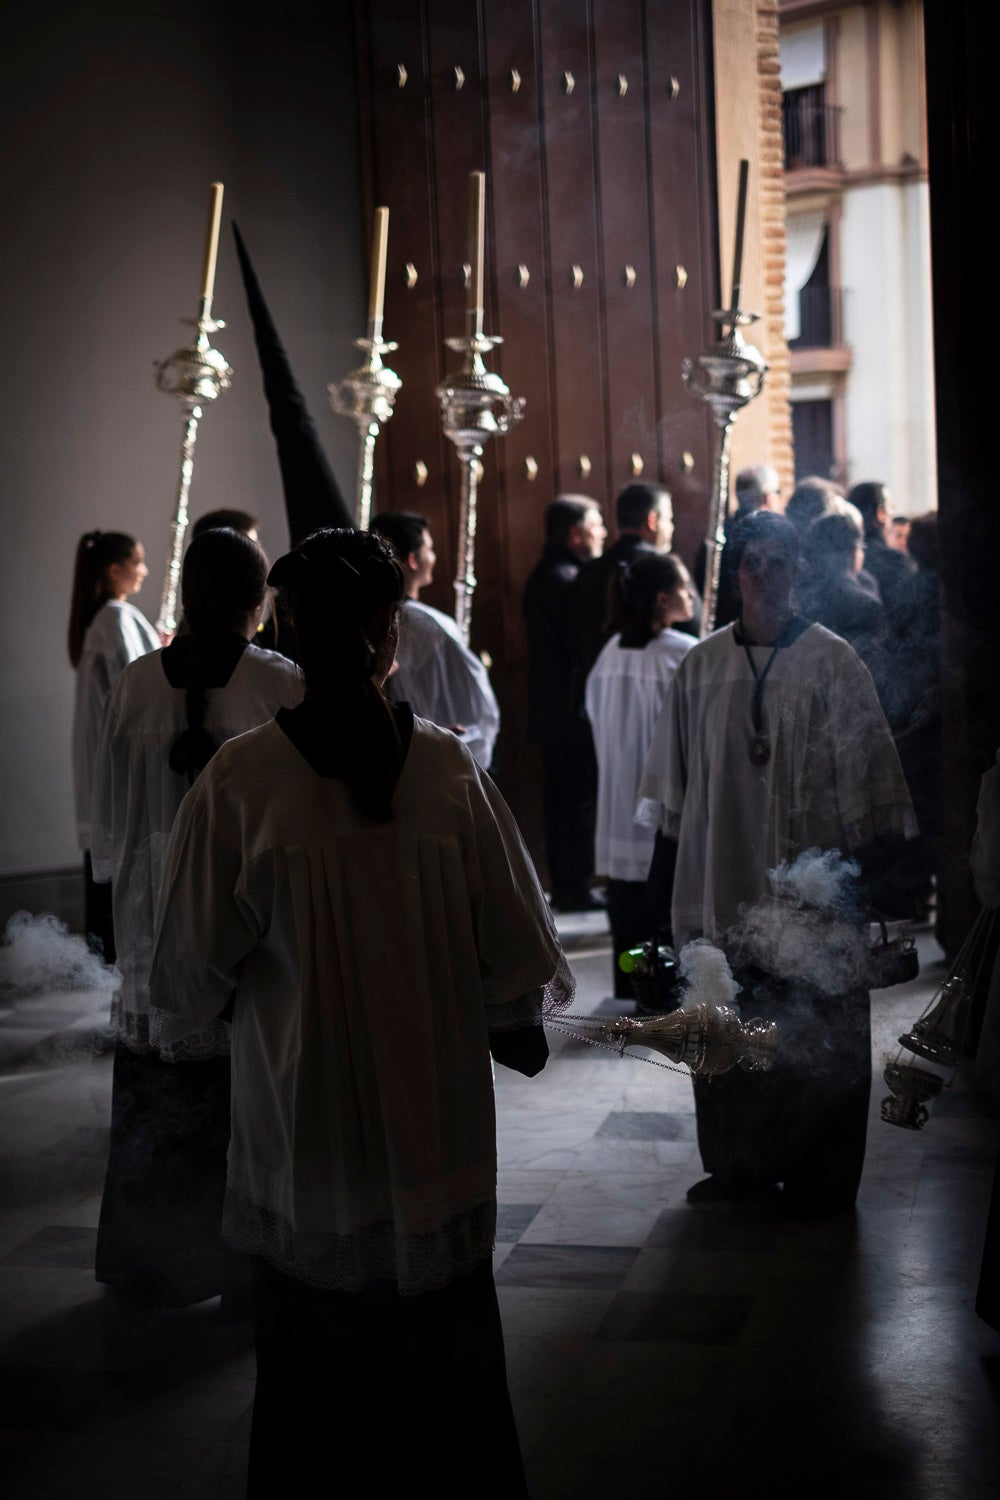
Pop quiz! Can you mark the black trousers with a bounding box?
[83,851,115,963]
[977,1142,1000,1332]
[96,1044,245,1306]
[605,879,662,999]
[249,1256,527,1499]
[539,730,597,905]
[694,982,872,1210]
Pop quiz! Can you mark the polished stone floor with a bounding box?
[0,917,998,1498]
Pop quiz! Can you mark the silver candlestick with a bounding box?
[153,296,232,638]
[329,316,402,530]
[683,306,768,638]
[437,309,525,646]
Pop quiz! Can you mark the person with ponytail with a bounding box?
[69,529,158,958]
[89,528,303,1307]
[147,528,572,1496]
[585,552,696,1000]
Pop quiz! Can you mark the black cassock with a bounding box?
[694,969,872,1212]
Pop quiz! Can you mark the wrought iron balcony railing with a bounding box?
[783,94,843,170]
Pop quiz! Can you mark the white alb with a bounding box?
[90,645,304,1058]
[72,600,159,849]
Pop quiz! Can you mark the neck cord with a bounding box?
[734,615,803,765]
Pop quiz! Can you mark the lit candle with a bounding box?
[200,182,225,307]
[468,171,485,316]
[730,158,749,312]
[368,205,389,326]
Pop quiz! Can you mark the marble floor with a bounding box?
[0,916,998,1498]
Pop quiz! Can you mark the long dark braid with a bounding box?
[268,529,406,821]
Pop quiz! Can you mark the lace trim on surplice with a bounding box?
[224,1189,497,1297]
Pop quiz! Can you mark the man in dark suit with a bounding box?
[571,483,675,686]
[695,464,781,629]
[848,480,915,610]
[523,496,607,911]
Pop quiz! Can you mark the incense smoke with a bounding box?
[726,848,870,996]
[0,910,119,998]
[678,938,741,1011]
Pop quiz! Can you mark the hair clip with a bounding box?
[336,554,362,581]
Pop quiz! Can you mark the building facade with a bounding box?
[780,0,935,512]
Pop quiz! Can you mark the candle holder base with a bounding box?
[330,328,402,529]
[437,325,524,644]
[154,312,232,637]
[683,307,768,637]
[154,316,232,415]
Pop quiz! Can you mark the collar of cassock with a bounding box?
[275,699,415,778]
[161,632,253,689]
[732,614,810,650]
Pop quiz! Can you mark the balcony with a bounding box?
[783,88,842,170]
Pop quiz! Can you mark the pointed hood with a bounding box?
[232,222,353,544]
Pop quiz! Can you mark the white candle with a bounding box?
[369,206,389,325]
[468,171,485,315]
[200,181,225,305]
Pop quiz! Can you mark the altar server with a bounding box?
[90,528,303,1306]
[585,553,695,996]
[373,509,501,769]
[69,529,158,959]
[638,512,915,1210]
[148,527,569,1496]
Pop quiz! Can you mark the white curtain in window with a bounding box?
[780,24,827,92]
[784,211,827,341]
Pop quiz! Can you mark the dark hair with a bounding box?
[804,511,863,577]
[191,508,260,540]
[182,528,269,633]
[169,529,270,783]
[785,476,839,537]
[68,530,140,667]
[612,553,688,649]
[907,510,938,571]
[616,483,671,531]
[544,496,594,550]
[728,510,801,575]
[847,481,891,538]
[269,529,407,820]
[371,511,429,563]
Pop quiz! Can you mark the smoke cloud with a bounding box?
[725,848,870,995]
[678,938,741,1010]
[0,910,119,999]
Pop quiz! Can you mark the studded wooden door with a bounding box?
[354,0,718,850]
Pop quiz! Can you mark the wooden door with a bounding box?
[354,0,718,854]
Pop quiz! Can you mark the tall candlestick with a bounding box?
[467,171,485,316]
[368,206,389,327]
[730,158,749,312]
[155,182,231,636]
[200,182,225,307]
[331,206,401,527]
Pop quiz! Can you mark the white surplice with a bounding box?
[585,628,694,880]
[90,645,304,1056]
[391,599,500,769]
[72,600,159,850]
[148,717,569,1294]
[637,622,916,946]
